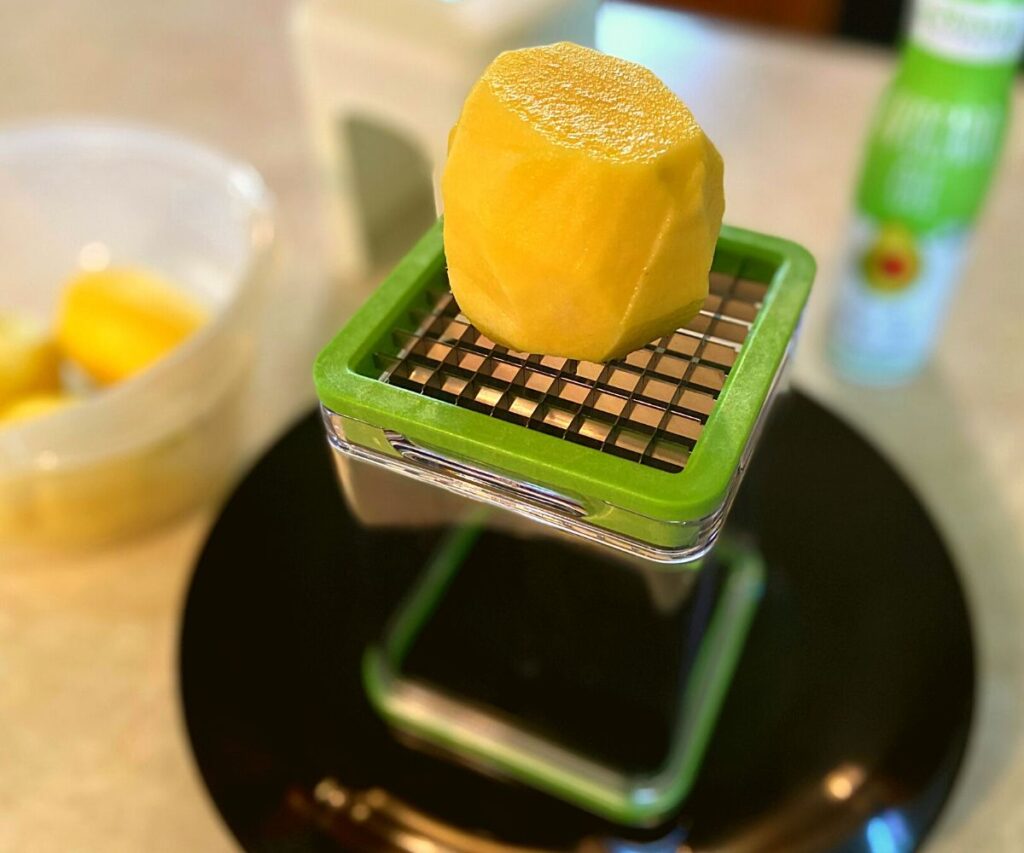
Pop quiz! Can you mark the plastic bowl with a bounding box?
[0,122,275,550]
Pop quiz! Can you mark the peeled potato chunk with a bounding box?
[0,312,61,411]
[442,42,724,362]
[1,391,74,424]
[57,267,207,385]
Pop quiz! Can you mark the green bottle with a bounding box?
[830,0,1024,384]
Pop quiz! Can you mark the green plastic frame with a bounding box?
[315,219,813,528]
[362,520,765,827]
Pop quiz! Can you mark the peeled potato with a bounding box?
[1,391,74,424]
[0,312,61,411]
[442,42,724,362]
[57,267,206,385]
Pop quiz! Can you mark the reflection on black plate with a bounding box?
[180,391,974,852]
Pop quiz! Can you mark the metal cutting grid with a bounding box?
[374,266,768,474]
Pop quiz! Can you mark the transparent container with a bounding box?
[316,221,814,564]
[0,122,275,550]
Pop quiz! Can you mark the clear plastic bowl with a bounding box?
[0,122,275,550]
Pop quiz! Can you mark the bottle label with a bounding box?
[831,215,969,379]
[864,88,1005,226]
[911,0,1024,64]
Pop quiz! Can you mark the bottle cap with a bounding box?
[910,0,1024,65]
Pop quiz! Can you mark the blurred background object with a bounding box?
[0,123,274,550]
[292,0,600,303]
[642,0,902,44]
[829,0,1024,383]
[645,0,846,36]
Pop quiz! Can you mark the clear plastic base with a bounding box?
[363,523,765,827]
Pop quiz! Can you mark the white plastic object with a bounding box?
[291,0,599,293]
[0,122,275,550]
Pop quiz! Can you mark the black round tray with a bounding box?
[180,391,974,851]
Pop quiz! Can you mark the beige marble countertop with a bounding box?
[1,2,1022,851]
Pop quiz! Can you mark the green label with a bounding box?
[858,84,1009,231]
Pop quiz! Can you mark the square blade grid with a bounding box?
[374,265,768,474]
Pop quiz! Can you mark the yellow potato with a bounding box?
[57,267,207,385]
[442,42,724,362]
[0,312,61,410]
[1,391,74,424]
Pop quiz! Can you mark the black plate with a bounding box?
[180,391,974,851]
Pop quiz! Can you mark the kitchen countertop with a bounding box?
[1,2,1021,851]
